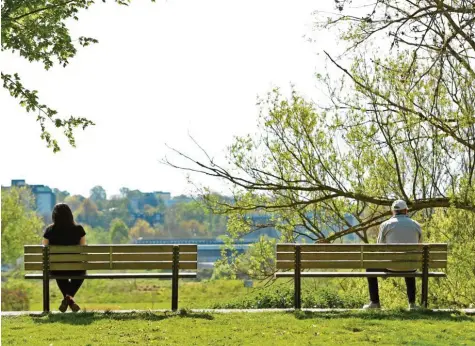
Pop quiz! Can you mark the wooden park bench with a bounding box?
[275,243,448,309]
[24,244,198,312]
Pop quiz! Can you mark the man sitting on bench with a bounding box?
[363,199,422,310]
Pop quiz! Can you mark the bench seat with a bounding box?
[25,272,197,280]
[275,243,448,309]
[24,244,198,312]
[275,271,447,278]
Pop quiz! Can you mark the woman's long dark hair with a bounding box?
[51,203,75,227]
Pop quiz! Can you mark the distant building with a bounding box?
[156,191,171,203]
[131,212,164,226]
[128,190,170,226]
[165,195,193,207]
[8,180,56,219]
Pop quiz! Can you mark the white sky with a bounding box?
[0,0,339,198]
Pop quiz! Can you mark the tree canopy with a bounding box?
[166,0,475,243]
[1,187,44,265]
[1,0,152,152]
[129,219,155,240]
[109,218,129,244]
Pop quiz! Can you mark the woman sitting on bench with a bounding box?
[42,203,87,312]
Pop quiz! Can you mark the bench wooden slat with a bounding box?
[24,263,43,270]
[25,261,198,271]
[48,245,197,254]
[111,253,197,262]
[275,272,447,278]
[276,260,446,270]
[307,252,423,261]
[24,245,43,254]
[276,243,447,252]
[25,273,198,280]
[278,251,447,261]
[24,254,43,262]
[41,253,197,262]
[277,251,447,262]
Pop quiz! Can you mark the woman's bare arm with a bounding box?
[42,238,49,245]
[79,236,86,245]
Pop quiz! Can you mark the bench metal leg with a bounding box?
[43,277,50,313]
[42,246,50,313]
[294,245,301,309]
[421,245,429,308]
[171,246,179,311]
[421,278,429,309]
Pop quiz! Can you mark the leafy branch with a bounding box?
[1,72,95,152]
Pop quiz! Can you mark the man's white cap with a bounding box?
[391,199,408,211]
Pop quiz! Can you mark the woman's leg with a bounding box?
[67,271,86,297]
[69,279,84,297]
[55,279,71,298]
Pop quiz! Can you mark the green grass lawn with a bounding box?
[2,310,474,345]
[5,276,367,311]
[5,278,255,311]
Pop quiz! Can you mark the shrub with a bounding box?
[2,287,30,311]
[424,208,475,308]
[212,282,366,309]
[211,261,236,280]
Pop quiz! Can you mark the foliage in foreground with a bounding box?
[2,0,135,151]
[1,187,44,265]
[2,311,474,346]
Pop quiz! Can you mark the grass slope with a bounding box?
[4,277,367,311]
[2,310,474,345]
[7,278,253,311]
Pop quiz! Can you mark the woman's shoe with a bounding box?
[59,298,69,313]
[68,297,81,312]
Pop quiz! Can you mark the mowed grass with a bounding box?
[8,277,355,311]
[15,279,254,311]
[2,310,475,345]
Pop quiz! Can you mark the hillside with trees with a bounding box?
[55,186,229,244]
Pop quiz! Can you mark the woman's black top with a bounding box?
[43,224,86,245]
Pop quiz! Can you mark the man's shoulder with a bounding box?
[382,217,397,226]
[411,219,421,226]
[403,216,421,227]
[382,216,420,227]
[410,219,422,232]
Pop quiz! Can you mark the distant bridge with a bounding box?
[134,238,256,245]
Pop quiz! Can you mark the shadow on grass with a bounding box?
[292,309,475,322]
[30,310,214,326]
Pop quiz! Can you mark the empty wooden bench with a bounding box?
[275,243,448,309]
[24,244,198,312]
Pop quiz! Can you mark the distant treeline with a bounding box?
[53,186,230,244]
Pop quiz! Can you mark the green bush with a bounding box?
[211,262,236,280]
[424,208,475,308]
[212,282,366,309]
[2,287,30,311]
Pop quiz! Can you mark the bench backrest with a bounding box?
[24,245,197,271]
[276,243,448,271]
